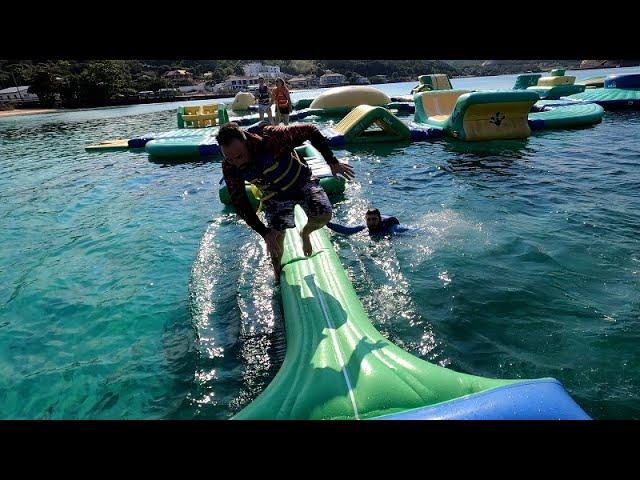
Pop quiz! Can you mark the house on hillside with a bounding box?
[288,76,317,89]
[219,75,259,92]
[242,63,281,79]
[319,71,347,87]
[163,69,193,86]
[369,75,389,84]
[178,83,208,94]
[0,86,39,104]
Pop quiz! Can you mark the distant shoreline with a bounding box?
[3,65,637,117]
[0,108,60,118]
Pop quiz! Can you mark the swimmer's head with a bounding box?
[365,208,382,231]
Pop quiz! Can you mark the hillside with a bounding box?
[2,59,639,108]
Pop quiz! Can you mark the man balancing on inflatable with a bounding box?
[217,122,355,279]
[327,208,410,236]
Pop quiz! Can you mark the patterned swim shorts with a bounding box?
[263,179,332,231]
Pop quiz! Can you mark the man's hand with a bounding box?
[330,161,355,181]
[264,228,285,261]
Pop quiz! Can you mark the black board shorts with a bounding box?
[263,179,332,231]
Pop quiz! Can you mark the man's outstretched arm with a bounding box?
[326,222,367,235]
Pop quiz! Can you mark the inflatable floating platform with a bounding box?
[233,206,591,420]
[566,74,640,110]
[219,143,346,210]
[529,100,604,130]
[513,70,585,100]
[413,90,603,140]
[86,106,445,159]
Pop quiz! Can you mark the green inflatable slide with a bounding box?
[233,207,590,420]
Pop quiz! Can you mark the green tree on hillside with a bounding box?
[77,61,132,106]
[28,70,59,107]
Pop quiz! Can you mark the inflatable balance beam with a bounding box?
[232,206,590,420]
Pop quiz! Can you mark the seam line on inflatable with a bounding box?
[309,240,360,420]
[313,280,360,419]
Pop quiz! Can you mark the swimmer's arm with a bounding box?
[326,222,366,235]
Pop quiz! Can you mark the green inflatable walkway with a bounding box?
[233,207,590,420]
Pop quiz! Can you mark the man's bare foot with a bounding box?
[301,231,313,257]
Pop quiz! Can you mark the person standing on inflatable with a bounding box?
[272,78,293,125]
[217,122,355,280]
[255,76,274,125]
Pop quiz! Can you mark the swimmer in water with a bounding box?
[326,208,410,236]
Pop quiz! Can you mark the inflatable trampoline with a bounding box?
[566,74,640,110]
[529,100,604,130]
[232,206,591,420]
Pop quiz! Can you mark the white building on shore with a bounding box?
[178,83,208,94]
[242,63,281,79]
[0,86,39,104]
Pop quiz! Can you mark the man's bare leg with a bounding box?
[269,230,286,282]
[300,213,331,257]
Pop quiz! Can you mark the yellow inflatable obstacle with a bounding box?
[177,104,229,128]
[411,74,453,94]
[538,76,576,87]
[414,89,539,141]
[231,92,256,111]
[524,71,585,99]
[309,86,391,115]
[333,105,412,143]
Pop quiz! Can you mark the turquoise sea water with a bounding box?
[1,67,639,419]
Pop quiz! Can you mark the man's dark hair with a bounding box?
[366,208,381,219]
[216,122,246,146]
